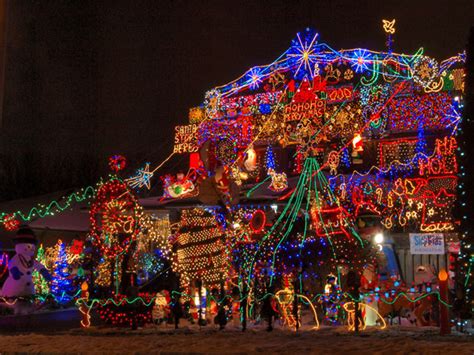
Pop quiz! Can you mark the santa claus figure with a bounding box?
[0,227,51,314]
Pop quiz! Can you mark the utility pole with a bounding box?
[0,0,7,129]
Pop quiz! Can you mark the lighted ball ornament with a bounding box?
[2,214,20,231]
[108,155,127,173]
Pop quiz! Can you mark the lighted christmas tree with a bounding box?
[51,241,74,304]
[415,121,428,156]
[32,244,50,296]
[415,121,428,175]
[340,146,351,169]
[265,145,276,170]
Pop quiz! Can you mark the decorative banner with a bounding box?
[409,233,445,255]
[174,124,198,153]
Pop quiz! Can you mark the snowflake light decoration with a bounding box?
[287,28,320,80]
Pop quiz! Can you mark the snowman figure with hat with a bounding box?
[0,226,51,315]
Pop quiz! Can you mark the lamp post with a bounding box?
[438,268,451,335]
[80,281,91,328]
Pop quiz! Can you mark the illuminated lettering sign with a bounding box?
[284,99,325,122]
[409,233,445,255]
[174,124,198,153]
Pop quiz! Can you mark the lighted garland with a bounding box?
[0,185,97,228]
[71,288,452,327]
[95,293,154,327]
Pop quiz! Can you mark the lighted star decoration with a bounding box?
[445,108,462,135]
[248,68,263,90]
[126,162,153,190]
[351,49,370,73]
[287,28,320,79]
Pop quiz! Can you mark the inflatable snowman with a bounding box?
[0,227,51,314]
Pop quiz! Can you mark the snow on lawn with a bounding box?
[0,324,473,354]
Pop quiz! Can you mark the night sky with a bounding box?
[0,0,473,200]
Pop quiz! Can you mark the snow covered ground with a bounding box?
[0,323,473,354]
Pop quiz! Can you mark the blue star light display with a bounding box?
[351,49,371,73]
[247,68,263,90]
[287,28,321,80]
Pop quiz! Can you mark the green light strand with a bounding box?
[246,175,271,198]
[6,185,97,222]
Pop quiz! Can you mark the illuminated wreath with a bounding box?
[250,209,267,234]
[89,179,141,258]
[412,56,439,88]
